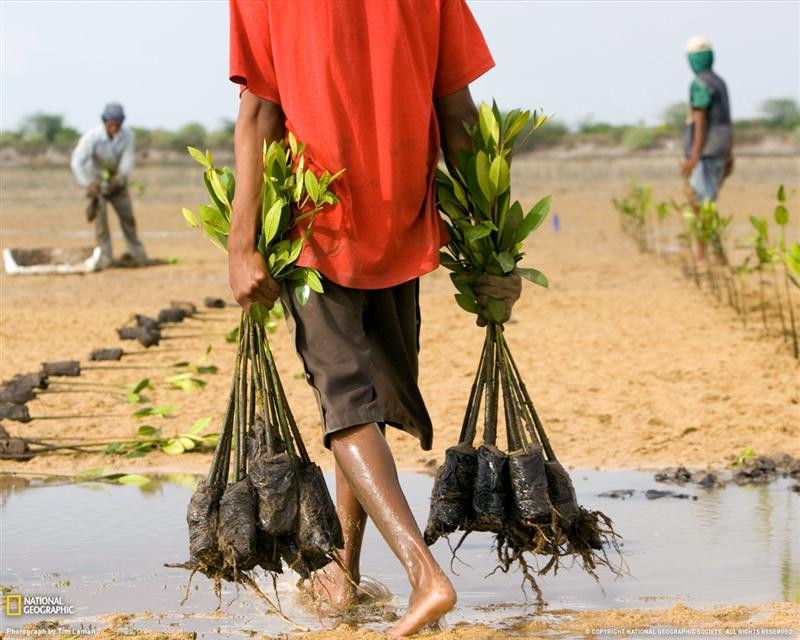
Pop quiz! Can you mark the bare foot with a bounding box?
[306,563,357,609]
[388,569,456,637]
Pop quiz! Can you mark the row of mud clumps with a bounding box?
[114,298,225,349]
[654,453,800,492]
[0,297,229,459]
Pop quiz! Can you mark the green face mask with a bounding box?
[688,50,713,74]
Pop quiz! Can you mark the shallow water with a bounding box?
[2,470,798,637]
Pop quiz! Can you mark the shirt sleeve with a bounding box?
[690,79,712,110]
[229,0,280,104]
[118,129,135,179]
[434,0,495,99]
[70,130,94,187]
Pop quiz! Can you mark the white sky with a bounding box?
[1,0,798,133]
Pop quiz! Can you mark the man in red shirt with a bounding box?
[227,1,515,635]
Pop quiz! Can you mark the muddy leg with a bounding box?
[94,197,113,268]
[308,460,368,608]
[330,423,456,637]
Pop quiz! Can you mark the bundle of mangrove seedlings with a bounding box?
[171,136,345,609]
[424,103,623,597]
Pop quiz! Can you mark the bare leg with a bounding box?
[330,423,456,637]
[308,460,368,607]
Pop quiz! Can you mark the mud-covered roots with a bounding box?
[424,443,477,545]
[218,477,260,577]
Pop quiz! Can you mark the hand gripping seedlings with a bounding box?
[167,135,345,626]
[425,102,624,599]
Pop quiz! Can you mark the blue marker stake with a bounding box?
[552,212,560,232]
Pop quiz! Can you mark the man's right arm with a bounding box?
[435,86,478,175]
[70,131,97,194]
[228,89,285,312]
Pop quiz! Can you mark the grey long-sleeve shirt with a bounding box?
[70,124,135,187]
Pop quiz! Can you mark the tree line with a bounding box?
[1,98,797,155]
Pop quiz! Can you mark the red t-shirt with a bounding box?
[229,0,494,289]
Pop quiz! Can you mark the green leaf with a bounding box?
[161,439,185,455]
[153,404,177,416]
[117,474,151,486]
[125,392,142,404]
[288,131,298,157]
[486,298,506,323]
[187,146,211,169]
[137,425,161,438]
[295,282,311,306]
[489,155,510,196]
[466,224,492,243]
[133,378,151,394]
[197,204,229,234]
[455,293,480,314]
[777,184,785,203]
[475,151,493,202]
[497,251,516,273]
[178,436,196,450]
[305,269,324,293]
[190,417,212,434]
[516,267,549,288]
[516,195,551,243]
[304,170,320,203]
[775,204,789,226]
[133,407,153,418]
[500,201,523,251]
[262,198,284,245]
[182,208,199,229]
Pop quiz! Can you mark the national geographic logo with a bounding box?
[4,595,75,616]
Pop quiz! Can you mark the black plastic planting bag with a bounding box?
[278,535,331,579]
[158,308,186,324]
[42,360,80,377]
[472,444,509,532]
[424,443,477,544]
[218,478,260,573]
[187,480,223,566]
[89,348,123,361]
[509,448,551,524]
[256,529,283,573]
[296,462,344,557]
[545,461,581,524]
[248,451,299,535]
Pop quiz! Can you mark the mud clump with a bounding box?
[204,297,226,309]
[117,326,139,340]
[654,466,693,484]
[135,315,160,332]
[733,456,778,485]
[10,372,48,391]
[158,308,186,324]
[89,348,124,361]
[599,489,635,499]
[645,489,697,500]
[0,381,36,405]
[171,301,197,316]
[42,360,80,377]
[0,425,33,461]
[0,403,31,423]
[137,328,161,348]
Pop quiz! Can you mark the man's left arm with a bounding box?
[116,130,136,187]
[682,108,708,178]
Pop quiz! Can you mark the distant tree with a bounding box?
[19,113,67,143]
[622,125,657,151]
[52,127,80,147]
[662,102,688,130]
[760,98,800,129]
[172,122,207,150]
[207,118,235,148]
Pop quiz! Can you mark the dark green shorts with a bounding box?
[280,278,433,451]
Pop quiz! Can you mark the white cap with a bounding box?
[687,36,712,53]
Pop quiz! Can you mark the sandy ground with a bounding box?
[2,156,800,639]
[1,156,798,478]
[20,602,800,639]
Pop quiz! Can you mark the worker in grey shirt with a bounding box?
[70,103,147,268]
